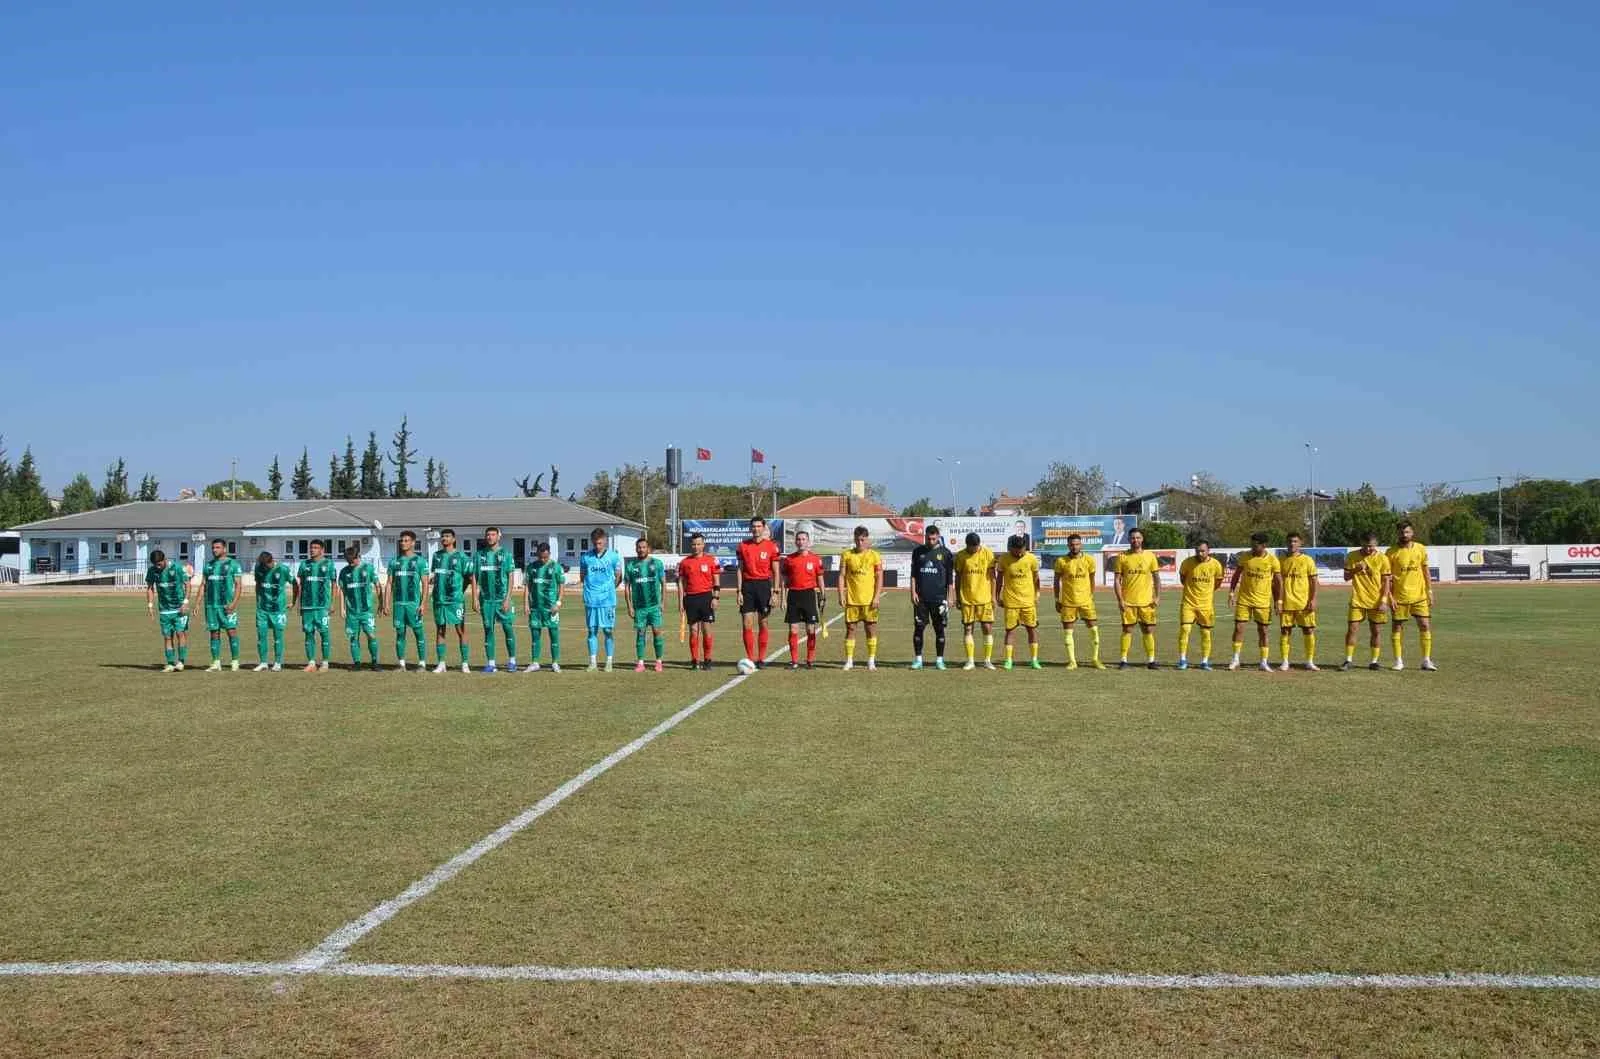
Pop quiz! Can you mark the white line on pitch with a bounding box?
[289,611,845,972]
[1,960,1596,990]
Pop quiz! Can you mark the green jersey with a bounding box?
[475,545,515,601]
[625,556,665,610]
[202,556,242,607]
[430,549,471,604]
[145,562,190,610]
[524,559,563,610]
[387,553,428,606]
[297,556,336,610]
[254,563,295,613]
[338,561,378,615]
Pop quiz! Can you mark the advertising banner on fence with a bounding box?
[1455,546,1532,582]
[1101,548,1181,587]
[1548,543,1600,580]
[680,519,785,567]
[781,516,1015,554]
[1032,515,1139,559]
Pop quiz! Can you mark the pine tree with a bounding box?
[267,456,284,500]
[339,436,358,499]
[328,454,344,499]
[388,416,418,498]
[0,437,13,527]
[98,458,132,508]
[137,473,160,501]
[423,458,437,498]
[291,448,316,499]
[360,431,386,498]
[61,473,98,514]
[9,448,50,525]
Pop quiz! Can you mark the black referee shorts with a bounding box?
[785,588,820,626]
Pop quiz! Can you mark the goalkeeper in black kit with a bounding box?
[910,524,956,670]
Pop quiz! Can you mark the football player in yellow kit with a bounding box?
[1228,533,1282,672]
[1176,540,1224,670]
[1277,531,1320,671]
[1113,528,1162,669]
[1343,531,1393,671]
[1053,533,1104,670]
[1386,520,1437,672]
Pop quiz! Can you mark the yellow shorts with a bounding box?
[1280,609,1317,629]
[1005,605,1038,630]
[1392,601,1430,621]
[1348,606,1389,625]
[1057,603,1097,624]
[844,604,879,625]
[1234,604,1272,626]
[960,602,995,625]
[1178,603,1214,628]
[1121,605,1157,626]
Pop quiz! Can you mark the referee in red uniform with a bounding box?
[736,517,781,669]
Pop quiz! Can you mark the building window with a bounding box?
[225,541,236,557]
[100,542,110,558]
[566,537,577,554]
[179,542,190,559]
[114,541,124,559]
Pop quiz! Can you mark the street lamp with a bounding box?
[1305,443,1319,547]
[936,456,960,515]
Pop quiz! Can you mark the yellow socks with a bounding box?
[1199,627,1213,660]
[1346,644,1357,662]
[845,640,856,662]
[1179,622,1193,658]
[1142,632,1156,661]
[1391,630,1403,662]
[1279,632,1292,662]
[964,633,975,661]
[867,636,878,661]
[1232,638,1244,658]
[1306,631,1317,660]
[1420,630,1432,659]
[1030,642,1040,663]
[1064,630,1077,665]
[1370,645,1382,664]
[984,634,994,662]
[1005,644,1015,663]
[1089,626,1101,661]
[1119,631,1132,661]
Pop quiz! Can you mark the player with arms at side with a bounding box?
[429,529,473,673]
[522,541,564,672]
[252,551,295,671]
[297,540,336,672]
[1054,533,1105,669]
[145,548,192,672]
[1278,532,1320,671]
[781,530,826,670]
[336,545,381,670]
[1113,528,1162,669]
[1387,520,1437,672]
[736,517,781,670]
[838,526,883,671]
[953,532,997,670]
[1228,533,1282,672]
[383,530,429,671]
[677,533,721,670]
[1176,540,1223,671]
[909,525,955,670]
[995,534,1042,670]
[581,528,624,672]
[474,526,518,673]
[626,537,667,673]
[1343,531,1393,671]
[201,539,243,672]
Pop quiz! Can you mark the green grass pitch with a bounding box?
[1,587,1597,1056]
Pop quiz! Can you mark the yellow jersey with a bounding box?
[1234,551,1281,608]
[1115,550,1160,607]
[1386,542,1430,604]
[1279,552,1318,611]
[1053,554,1096,608]
[839,548,881,606]
[1345,549,1391,610]
[996,551,1040,609]
[1178,555,1224,610]
[954,546,995,606]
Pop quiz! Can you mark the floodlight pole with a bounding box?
[1305,443,1318,547]
[1497,475,1503,545]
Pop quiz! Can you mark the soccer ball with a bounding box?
[736,657,757,675]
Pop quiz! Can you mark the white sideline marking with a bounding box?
[290,613,844,971]
[1,960,1596,990]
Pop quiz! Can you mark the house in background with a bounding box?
[981,492,1036,517]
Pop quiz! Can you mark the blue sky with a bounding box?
[4,2,1596,509]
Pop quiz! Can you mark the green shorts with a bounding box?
[256,610,287,633]
[204,604,239,632]
[158,609,190,636]
[392,603,423,630]
[301,609,330,635]
[482,599,516,629]
[345,612,377,637]
[433,601,465,628]
[633,605,663,631]
[527,607,560,631]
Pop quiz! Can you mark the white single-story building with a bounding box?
[11,498,643,585]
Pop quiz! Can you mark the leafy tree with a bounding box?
[548,465,560,498]
[1316,485,1397,547]
[1137,520,1187,548]
[137,473,160,501]
[1240,485,1282,508]
[388,416,418,497]
[964,506,977,517]
[291,448,316,499]
[360,431,386,498]
[7,448,50,525]
[60,473,98,514]
[900,497,938,517]
[1429,510,1486,545]
[1527,500,1600,545]
[1032,462,1107,515]
[514,472,545,497]
[202,479,266,501]
[432,461,451,498]
[864,481,890,506]
[98,458,132,508]
[267,456,284,500]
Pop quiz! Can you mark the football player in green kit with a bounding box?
[475,526,518,673]
[337,545,381,670]
[625,537,667,672]
[145,549,191,672]
[253,550,295,671]
[430,528,473,673]
[384,530,429,670]
[522,540,563,673]
[201,538,244,671]
[297,539,337,672]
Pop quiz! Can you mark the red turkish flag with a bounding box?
[696,447,712,461]
[751,448,765,464]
